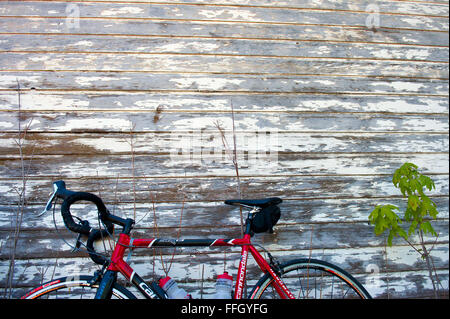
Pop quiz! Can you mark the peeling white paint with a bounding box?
[156,41,220,53]
[169,78,245,91]
[315,80,335,86]
[198,9,258,21]
[389,81,424,92]
[73,40,94,47]
[0,75,40,87]
[29,56,50,62]
[133,97,227,109]
[190,42,220,52]
[57,118,132,131]
[73,137,131,153]
[74,76,127,87]
[371,48,432,60]
[0,121,14,129]
[100,7,144,16]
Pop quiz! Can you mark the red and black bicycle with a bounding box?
[22,181,372,299]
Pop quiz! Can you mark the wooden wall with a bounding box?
[0,0,448,298]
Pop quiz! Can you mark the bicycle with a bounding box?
[22,180,372,299]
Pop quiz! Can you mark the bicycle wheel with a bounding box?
[21,275,136,299]
[249,258,372,299]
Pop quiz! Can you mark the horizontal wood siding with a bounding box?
[0,0,448,299]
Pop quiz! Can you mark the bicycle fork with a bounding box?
[94,269,117,299]
[94,266,168,299]
[94,233,168,299]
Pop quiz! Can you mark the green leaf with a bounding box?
[412,178,425,196]
[428,201,439,219]
[398,227,408,240]
[398,177,411,196]
[418,204,427,217]
[387,230,394,246]
[386,225,407,246]
[408,195,420,211]
[419,175,435,191]
[406,162,418,173]
[392,170,400,187]
[420,221,437,237]
[404,207,413,221]
[408,220,419,236]
[368,206,380,221]
[381,205,400,222]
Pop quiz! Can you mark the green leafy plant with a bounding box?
[368,162,443,298]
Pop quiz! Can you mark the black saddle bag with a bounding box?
[251,205,281,233]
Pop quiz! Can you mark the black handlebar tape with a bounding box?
[60,192,113,235]
[54,180,76,199]
[86,229,110,265]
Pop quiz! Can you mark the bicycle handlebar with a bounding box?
[61,191,111,235]
[43,180,135,265]
[47,180,113,235]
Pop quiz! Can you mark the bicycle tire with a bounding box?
[21,275,136,299]
[249,258,372,299]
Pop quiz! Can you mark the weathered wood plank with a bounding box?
[1,18,448,47]
[1,154,448,180]
[1,35,448,62]
[0,175,448,208]
[1,53,448,78]
[0,132,447,157]
[1,72,448,94]
[1,111,448,133]
[1,2,448,31]
[1,197,448,232]
[0,92,447,114]
[1,221,448,260]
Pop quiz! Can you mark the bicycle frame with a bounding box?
[25,182,371,300]
[104,232,295,299]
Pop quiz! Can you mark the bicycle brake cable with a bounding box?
[253,243,283,275]
[51,198,110,264]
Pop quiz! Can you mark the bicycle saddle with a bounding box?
[224,197,282,208]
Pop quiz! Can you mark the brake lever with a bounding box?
[72,220,90,253]
[37,184,59,217]
[72,233,83,252]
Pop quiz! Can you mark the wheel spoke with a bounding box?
[250,259,371,299]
